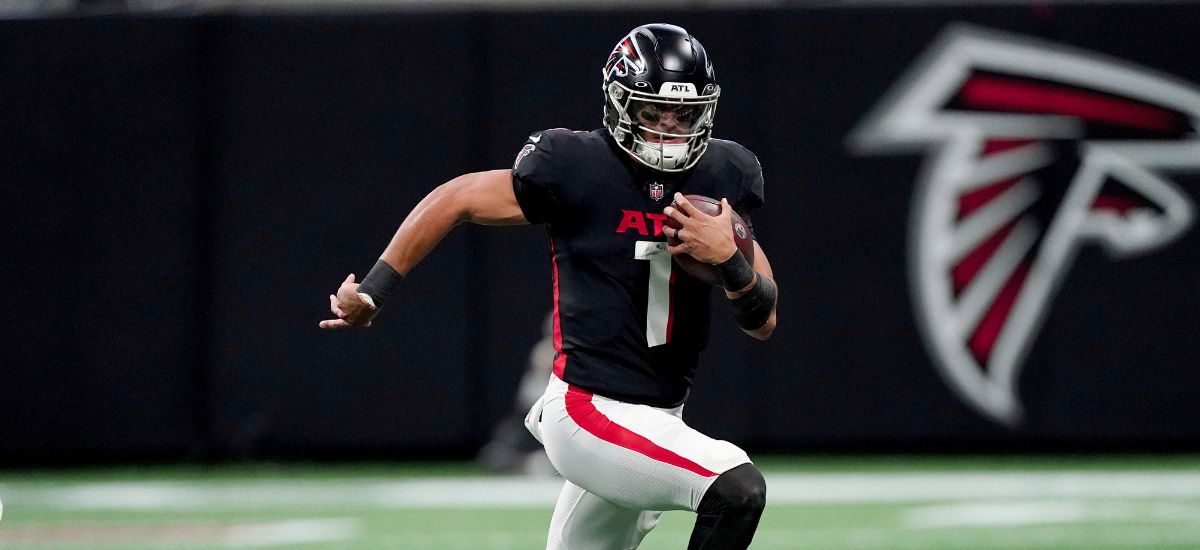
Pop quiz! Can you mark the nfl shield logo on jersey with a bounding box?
[649,182,665,201]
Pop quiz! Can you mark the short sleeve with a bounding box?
[511,132,561,225]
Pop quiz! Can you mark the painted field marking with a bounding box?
[0,518,360,547]
[3,471,1200,511]
[904,499,1200,528]
[750,524,1200,549]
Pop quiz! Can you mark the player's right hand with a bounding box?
[663,194,737,265]
[319,273,378,329]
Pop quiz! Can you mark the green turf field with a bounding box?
[2,455,1199,549]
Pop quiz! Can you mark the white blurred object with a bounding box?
[125,0,199,10]
[0,0,199,16]
[477,312,557,476]
[0,0,74,17]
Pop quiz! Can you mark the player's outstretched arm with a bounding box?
[319,169,525,330]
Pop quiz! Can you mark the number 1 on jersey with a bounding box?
[635,241,674,347]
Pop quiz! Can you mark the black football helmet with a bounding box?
[602,24,720,172]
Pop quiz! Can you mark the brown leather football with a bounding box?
[665,194,755,286]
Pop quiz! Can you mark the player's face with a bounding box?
[632,101,699,143]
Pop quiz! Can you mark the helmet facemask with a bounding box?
[605,80,720,172]
[601,24,720,172]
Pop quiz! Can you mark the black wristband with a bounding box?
[729,275,777,330]
[716,249,756,291]
[358,259,404,308]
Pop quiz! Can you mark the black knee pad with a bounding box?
[698,463,766,516]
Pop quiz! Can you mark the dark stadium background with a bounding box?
[3,3,1199,467]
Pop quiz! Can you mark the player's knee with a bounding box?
[700,463,766,516]
[731,465,767,515]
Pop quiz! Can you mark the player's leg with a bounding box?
[687,463,767,549]
[546,480,661,550]
[537,375,764,548]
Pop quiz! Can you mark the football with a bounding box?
[665,194,755,286]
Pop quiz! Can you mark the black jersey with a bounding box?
[512,129,765,407]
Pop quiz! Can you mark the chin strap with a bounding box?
[636,141,690,170]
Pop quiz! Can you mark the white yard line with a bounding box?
[752,524,1200,549]
[222,518,361,546]
[0,518,361,547]
[766,471,1200,503]
[903,499,1200,528]
[2,471,1200,511]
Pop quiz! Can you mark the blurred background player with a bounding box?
[321,23,778,549]
[477,311,557,476]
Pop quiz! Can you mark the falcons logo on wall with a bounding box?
[850,25,1200,426]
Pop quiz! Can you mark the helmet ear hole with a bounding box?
[608,82,624,100]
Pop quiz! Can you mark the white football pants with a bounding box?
[526,375,751,550]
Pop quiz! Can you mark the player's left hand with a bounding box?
[319,273,378,329]
[663,193,737,264]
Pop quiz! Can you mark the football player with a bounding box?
[322,23,778,549]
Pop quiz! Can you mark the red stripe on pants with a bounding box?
[564,385,717,477]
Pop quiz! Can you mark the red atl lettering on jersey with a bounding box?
[616,210,648,235]
[646,213,668,236]
[616,210,668,236]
